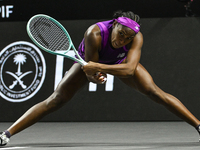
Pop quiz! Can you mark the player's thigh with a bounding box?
[119,63,156,94]
[55,63,88,98]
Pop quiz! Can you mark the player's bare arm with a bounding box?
[83,32,143,78]
[83,24,106,83]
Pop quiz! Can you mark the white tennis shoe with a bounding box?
[0,132,10,146]
[196,125,200,142]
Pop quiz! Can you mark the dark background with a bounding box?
[0,0,200,21]
[0,0,200,122]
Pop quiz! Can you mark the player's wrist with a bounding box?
[96,63,103,73]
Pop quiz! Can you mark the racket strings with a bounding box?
[29,17,70,51]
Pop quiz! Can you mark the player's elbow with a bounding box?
[128,69,135,77]
[123,68,135,77]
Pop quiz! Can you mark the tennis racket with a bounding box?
[27,14,106,83]
[26,14,87,66]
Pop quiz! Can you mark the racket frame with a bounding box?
[27,14,88,66]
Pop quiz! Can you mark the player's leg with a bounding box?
[1,63,88,144]
[119,63,200,128]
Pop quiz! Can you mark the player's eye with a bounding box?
[127,37,133,40]
[119,32,123,36]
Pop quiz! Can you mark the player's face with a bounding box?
[111,23,135,49]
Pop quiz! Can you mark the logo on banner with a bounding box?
[0,5,14,18]
[0,41,46,102]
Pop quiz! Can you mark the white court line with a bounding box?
[0,147,28,149]
[103,146,151,149]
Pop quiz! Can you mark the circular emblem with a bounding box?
[0,41,46,102]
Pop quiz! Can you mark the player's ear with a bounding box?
[112,21,118,29]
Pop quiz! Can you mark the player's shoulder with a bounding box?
[84,24,102,43]
[135,31,143,40]
[85,24,101,37]
[133,31,143,45]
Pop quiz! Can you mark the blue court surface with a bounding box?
[0,122,200,150]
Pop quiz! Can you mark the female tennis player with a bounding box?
[0,10,200,146]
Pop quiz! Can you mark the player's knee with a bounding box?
[144,85,165,104]
[45,92,67,111]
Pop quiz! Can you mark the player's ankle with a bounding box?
[4,131,11,138]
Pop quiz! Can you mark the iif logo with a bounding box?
[0,41,46,102]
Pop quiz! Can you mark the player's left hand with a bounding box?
[86,72,107,84]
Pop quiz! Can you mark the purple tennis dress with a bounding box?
[78,20,129,64]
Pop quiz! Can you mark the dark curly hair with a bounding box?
[113,10,141,26]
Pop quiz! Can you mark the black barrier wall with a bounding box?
[0,0,200,21]
[0,17,200,122]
